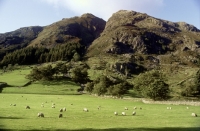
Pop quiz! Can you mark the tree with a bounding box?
[70,66,90,84]
[133,70,169,100]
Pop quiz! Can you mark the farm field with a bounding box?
[0,93,200,131]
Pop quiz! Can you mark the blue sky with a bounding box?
[0,0,199,33]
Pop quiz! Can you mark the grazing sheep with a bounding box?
[41,105,44,107]
[60,108,63,112]
[167,107,172,110]
[52,105,55,108]
[52,103,55,106]
[134,107,137,109]
[191,113,197,117]
[26,106,30,109]
[37,112,44,117]
[140,107,142,110]
[13,104,16,106]
[63,107,66,111]
[122,112,126,116]
[186,107,189,109]
[114,111,118,116]
[83,108,88,112]
[59,114,63,118]
[132,111,136,115]
[124,107,128,110]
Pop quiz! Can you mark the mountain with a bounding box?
[28,13,106,48]
[0,26,43,58]
[86,10,200,70]
[1,10,200,72]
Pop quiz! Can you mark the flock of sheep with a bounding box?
[8,96,198,118]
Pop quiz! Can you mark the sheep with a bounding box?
[167,107,172,110]
[59,114,63,118]
[63,107,66,111]
[52,105,55,108]
[114,111,118,116]
[191,113,197,117]
[133,107,137,109]
[52,103,55,106]
[122,112,126,116]
[26,106,30,109]
[132,111,136,115]
[186,107,189,109]
[60,108,63,112]
[124,107,128,110]
[140,107,142,110]
[41,105,44,107]
[37,112,44,117]
[83,108,88,112]
[13,104,16,106]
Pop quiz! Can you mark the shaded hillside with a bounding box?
[0,26,43,59]
[86,10,200,71]
[29,13,106,48]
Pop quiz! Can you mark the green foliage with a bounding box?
[85,82,94,93]
[134,70,169,100]
[70,66,90,84]
[0,43,83,66]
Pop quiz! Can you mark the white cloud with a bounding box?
[41,0,164,20]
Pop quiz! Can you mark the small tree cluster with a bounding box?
[133,70,169,100]
[85,75,131,97]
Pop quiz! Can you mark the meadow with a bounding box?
[0,66,200,131]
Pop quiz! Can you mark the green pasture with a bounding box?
[0,93,200,131]
[0,65,200,130]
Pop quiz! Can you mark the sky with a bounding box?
[0,0,199,33]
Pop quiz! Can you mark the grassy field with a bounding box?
[0,66,200,130]
[0,93,200,131]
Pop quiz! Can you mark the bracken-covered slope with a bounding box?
[28,13,106,48]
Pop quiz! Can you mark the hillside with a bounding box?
[86,10,200,70]
[28,13,106,48]
[0,26,43,59]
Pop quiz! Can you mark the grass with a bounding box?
[0,93,200,130]
[0,65,200,130]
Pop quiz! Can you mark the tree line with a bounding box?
[0,43,83,67]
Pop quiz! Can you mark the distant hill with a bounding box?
[0,26,43,59]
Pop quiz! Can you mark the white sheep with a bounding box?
[133,107,137,109]
[26,106,30,109]
[63,107,66,111]
[132,111,136,115]
[114,111,118,116]
[191,113,197,117]
[13,104,16,106]
[124,107,128,110]
[83,108,88,112]
[59,114,63,118]
[186,107,189,109]
[37,112,44,117]
[60,108,63,112]
[122,112,126,116]
[167,107,172,110]
[52,105,55,108]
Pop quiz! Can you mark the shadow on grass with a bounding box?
[0,127,200,131]
[0,116,23,119]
